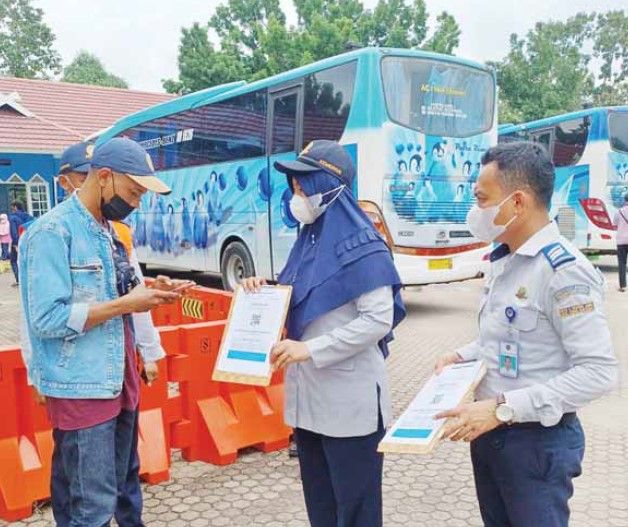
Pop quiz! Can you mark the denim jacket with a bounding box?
[19,194,129,398]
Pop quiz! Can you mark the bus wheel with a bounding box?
[221,241,255,291]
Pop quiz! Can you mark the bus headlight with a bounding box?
[358,200,394,248]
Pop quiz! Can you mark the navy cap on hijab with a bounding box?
[274,140,355,187]
[277,142,405,357]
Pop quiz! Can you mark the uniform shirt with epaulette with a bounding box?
[458,222,618,426]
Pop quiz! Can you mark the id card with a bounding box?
[499,341,519,379]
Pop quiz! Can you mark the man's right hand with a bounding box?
[122,285,180,313]
[435,352,464,375]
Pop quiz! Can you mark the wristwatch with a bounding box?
[495,393,515,424]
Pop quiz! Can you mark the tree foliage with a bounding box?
[494,11,628,123]
[592,10,628,106]
[0,0,61,78]
[62,51,128,89]
[164,0,461,94]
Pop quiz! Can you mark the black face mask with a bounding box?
[101,175,135,221]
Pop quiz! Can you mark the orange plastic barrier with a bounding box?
[0,348,52,522]
[168,322,291,465]
[146,280,233,327]
[136,326,183,484]
[180,287,232,325]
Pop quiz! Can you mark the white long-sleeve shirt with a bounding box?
[613,205,628,245]
[284,286,394,437]
[458,222,618,426]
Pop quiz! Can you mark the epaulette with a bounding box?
[489,243,510,262]
[541,242,576,271]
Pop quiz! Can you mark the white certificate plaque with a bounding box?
[212,285,292,386]
[378,360,487,454]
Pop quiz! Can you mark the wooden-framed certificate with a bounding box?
[212,285,292,387]
[378,360,487,454]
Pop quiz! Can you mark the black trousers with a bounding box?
[618,244,628,289]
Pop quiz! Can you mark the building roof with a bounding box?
[0,76,173,154]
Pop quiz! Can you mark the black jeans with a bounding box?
[618,245,628,289]
[10,245,18,282]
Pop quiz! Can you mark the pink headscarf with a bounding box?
[0,214,9,237]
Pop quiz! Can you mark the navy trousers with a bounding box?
[294,413,385,527]
[470,414,585,527]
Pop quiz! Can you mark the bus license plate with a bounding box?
[428,258,453,270]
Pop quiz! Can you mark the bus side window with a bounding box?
[552,117,589,167]
[122,90,268,170]
[302,61,357,148]
[531,130,553,154]
[271,93,299,154]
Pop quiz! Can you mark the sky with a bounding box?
[35,0,626,93]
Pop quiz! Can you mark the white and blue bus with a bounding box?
[499,106,628,254]
[98,47,497,290]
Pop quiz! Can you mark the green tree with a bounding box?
[0,0,61,78]
[164,0,461,94]
[62,51,128,89]
[424,12,461,55]
[356,0,428,48]
[592,10,628,106]
[490,14,595,123]
[162,22,248,94]
[493,10,628,124]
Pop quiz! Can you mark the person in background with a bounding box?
[19,137,193,526]
[9,200,32,286]
[0,213,10,259]
[243,140,406,527]
[612,193,628,292]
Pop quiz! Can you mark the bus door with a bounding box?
[266,85,303,279]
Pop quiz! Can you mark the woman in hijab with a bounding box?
[242,140,405,527]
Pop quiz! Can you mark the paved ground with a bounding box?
[1,257,627,527]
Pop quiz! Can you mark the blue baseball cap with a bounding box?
[91,137,170,195]
[59,142,94,174]
[274,140,355,186]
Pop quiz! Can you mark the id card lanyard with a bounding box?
[499,306,519,379]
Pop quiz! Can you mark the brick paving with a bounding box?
[2,258,627,526]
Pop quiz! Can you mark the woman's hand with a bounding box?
[240,276,267,293]
[270,339,310,371]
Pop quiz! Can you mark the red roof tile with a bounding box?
[0,76,173,153]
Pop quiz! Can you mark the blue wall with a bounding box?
[0,152,59,214]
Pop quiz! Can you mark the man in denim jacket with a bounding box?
[19,138,189,526]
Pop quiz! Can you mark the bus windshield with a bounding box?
[381,56,495,138]
[609,111,628,153]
